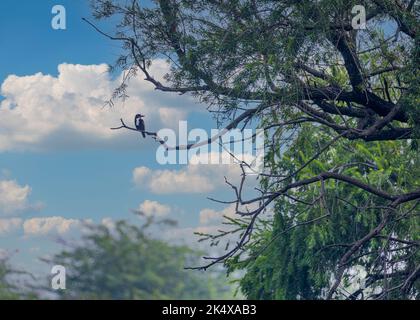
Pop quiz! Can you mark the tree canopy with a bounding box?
[88,0,419,299]
[0,259,37,300]
[48,218,235,299]
[0,260,20,300]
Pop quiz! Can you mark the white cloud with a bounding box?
[162,201,266,253]
[133,165,218,194]
[199,203,260,226]
[133,166,152,186]
[161,204,238,245]
[0,179,39,215]
[132,152,253,194]
[138,200,171,217]
[159,107,188,127]
[101,217,115,230]
[199,205,237,225]
[23,216,81,236]
[0,60,198,152]
[0,218,22,234]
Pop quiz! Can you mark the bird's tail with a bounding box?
[141,131,146,138]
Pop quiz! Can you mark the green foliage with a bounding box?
[230,125,419,299]
[49,220,236,300]
[89,0,419,299]
[0,259,37,300]
[0,260,20,300]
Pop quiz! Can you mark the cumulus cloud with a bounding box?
[23,216,81,236]
[133,165,214,194]
[158,107,188,128]
[162,200,267,253]
[133,166,152,185]
[101,217,115,230]
[162,204,236,242]
[199,203,261,227]
[199,205,237,225]
[0,218,22,234]
[0,179,41,215]
[132,152,255,194]
[0,60,199,152]
[138,200,171,217]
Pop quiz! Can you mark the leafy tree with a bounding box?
[0,260,20,300]
[235,127,419,299]
[48,218,235,299]
[0,259,36,300]
[87,0,419,299]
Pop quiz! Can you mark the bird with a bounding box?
[134,114,146,138]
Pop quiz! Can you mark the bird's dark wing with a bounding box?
[139,119,146,138]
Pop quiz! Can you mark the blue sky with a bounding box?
[0,1,256,278]
[0,0,117,81]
